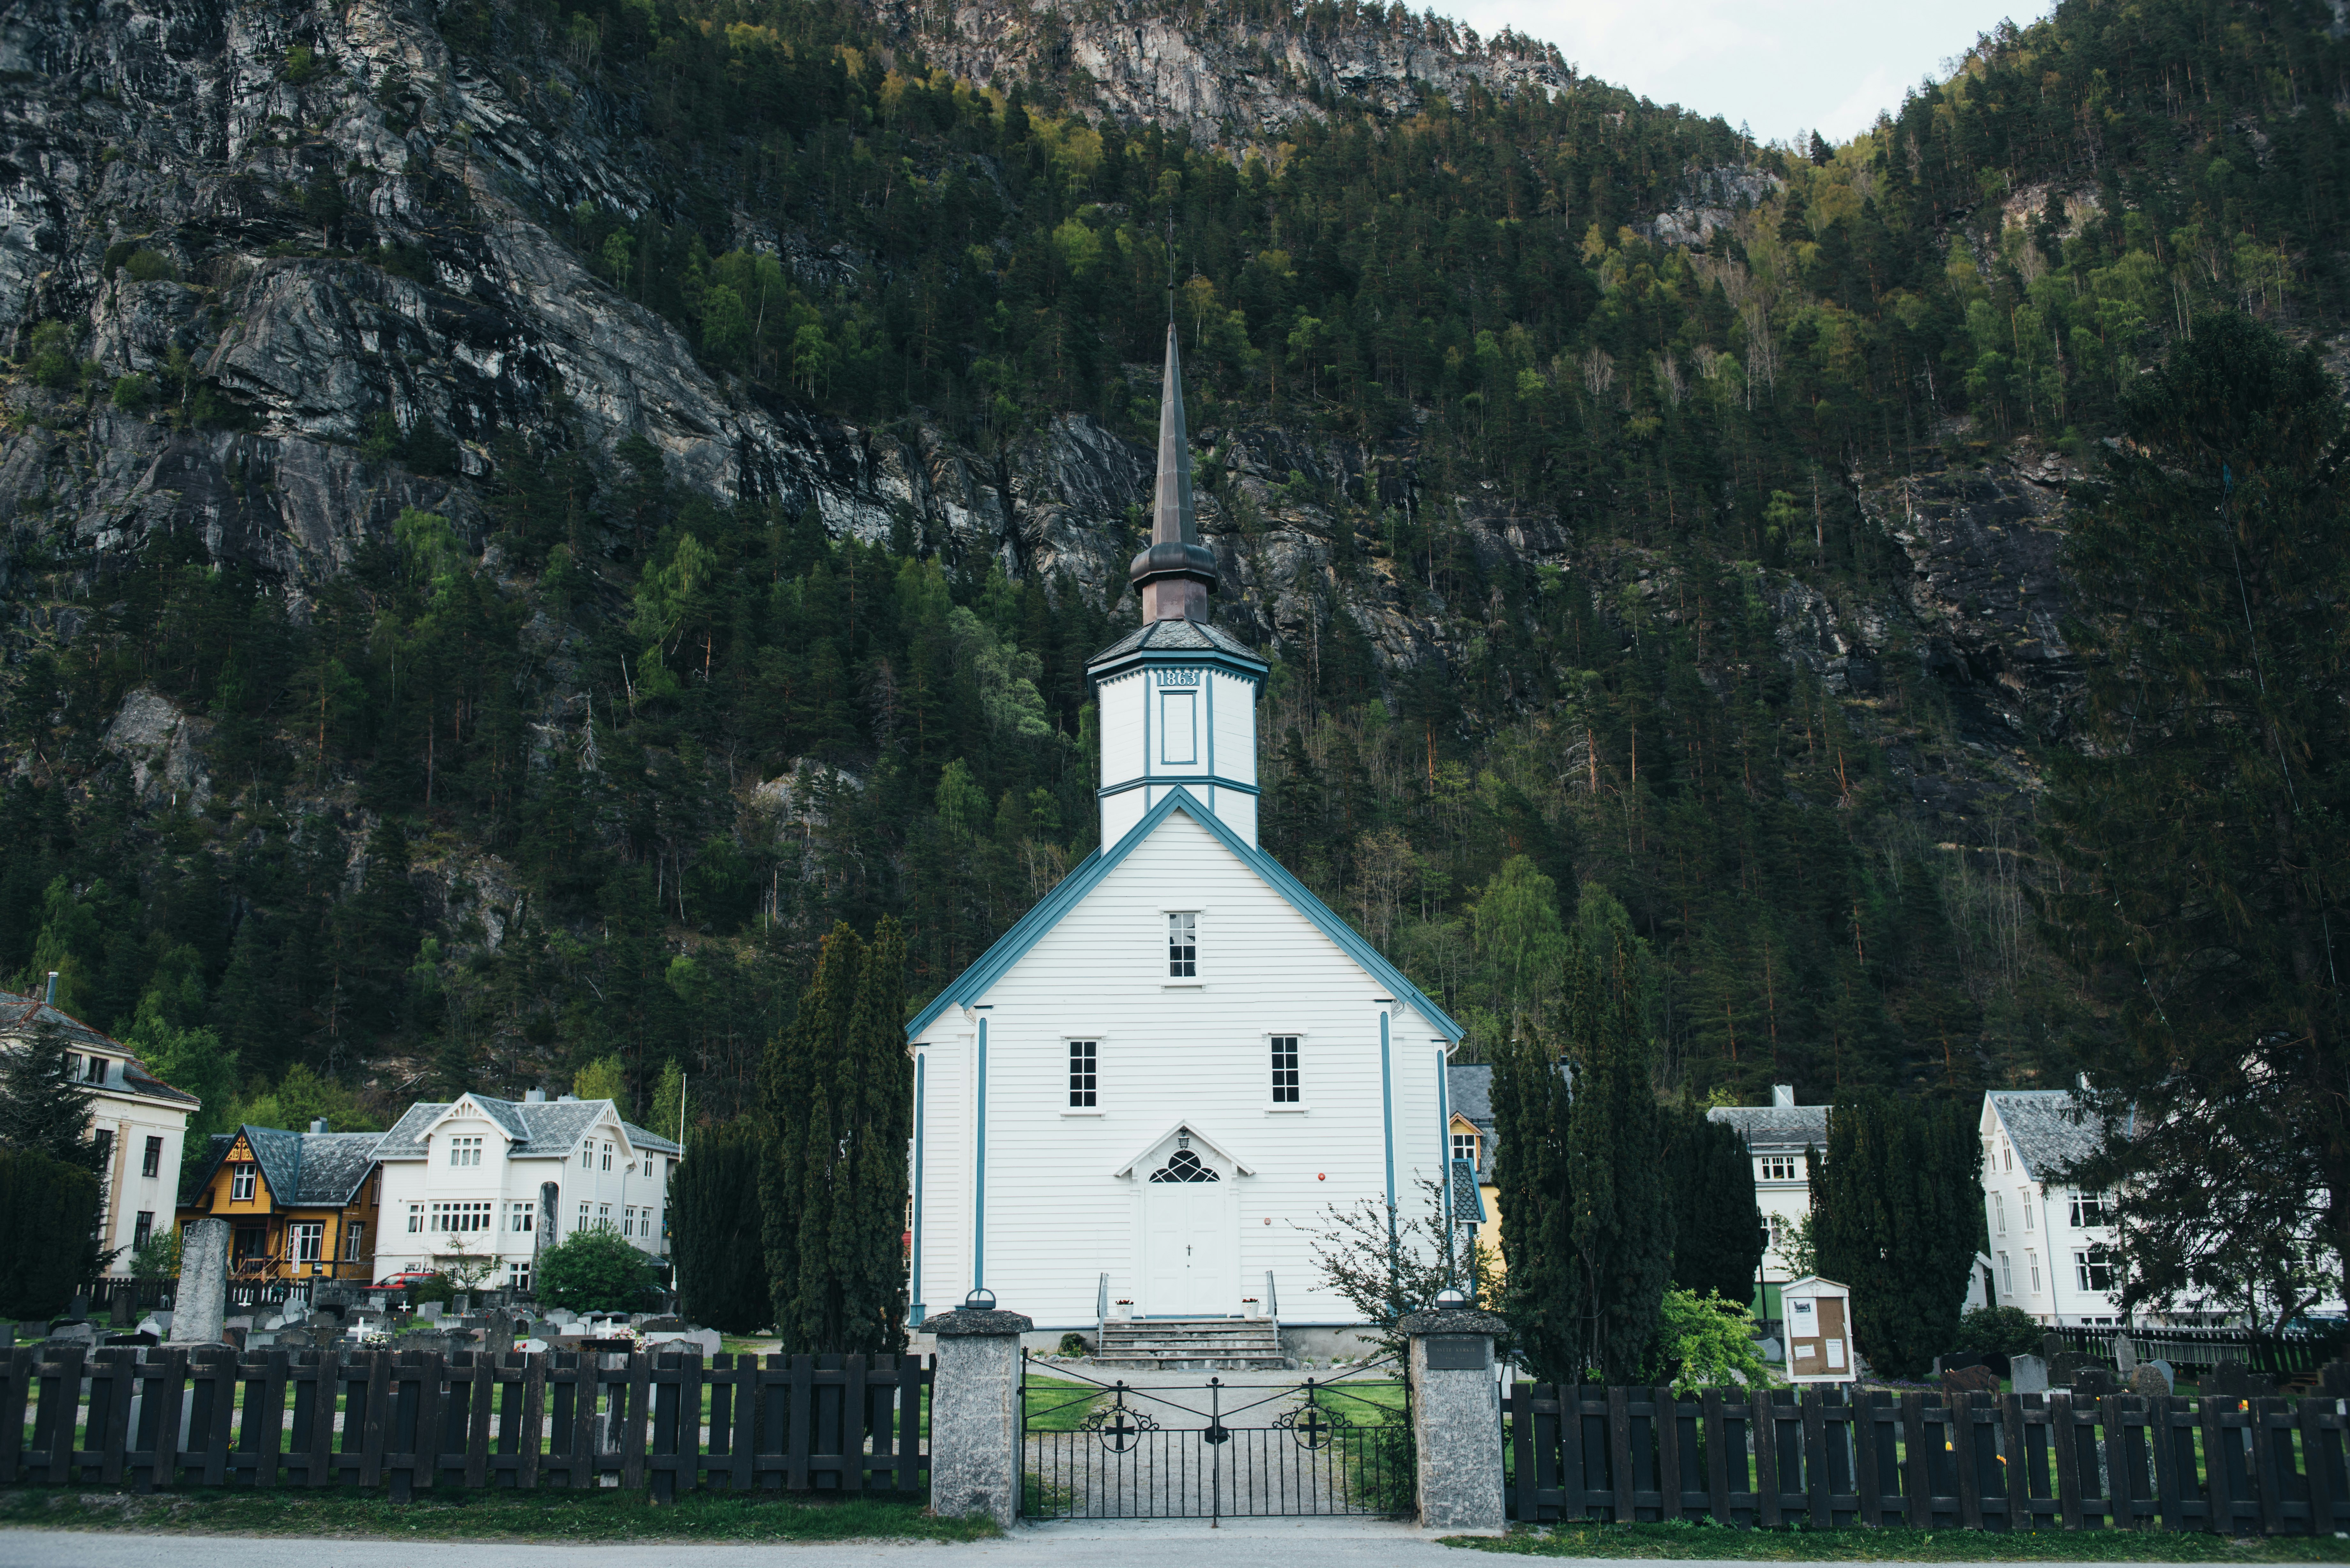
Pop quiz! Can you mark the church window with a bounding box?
[1270,1035,1300,1102]
[1168,913,1196,977]
[1159,690,1197,765]
[1068,1040,1097,1107]
[1148,1148,1219,1183]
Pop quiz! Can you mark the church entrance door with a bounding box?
[1141,1143,1236,1315]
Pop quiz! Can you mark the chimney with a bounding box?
[1772,1084,1796,1107]
[557,1093,579,1103]
[310,1117,330,1134]
[525,1088,547,1103]
[45,971,57,1005]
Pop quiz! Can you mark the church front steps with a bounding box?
[1089,1316,1291,1370]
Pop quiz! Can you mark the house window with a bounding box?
[1168,913,1197,978]
[1452,1131,1480,1165]
[345,1222,367,1261]
[94,1128,113,1165]
[2069,1190,2111,1227]
[2027,1250,2043,1293]
[83,1054,107,1082]
[2001,1141,2013,1172]
[2076,1245,2116,1293]
[507,1260,532,1292]
[602,1143,613,1171]
[142,1136,163,1179]
[510,1201,534,1233]
[579,1201,591,1231]
[580,1145,592,1168]
[1068,1040,1098,1107]
[598,1203,612,1229]
[1998,1251,2014,1295]
[231,1162,257,1202]
[2021,1191,2035,1230]
[289,1222,324,1263]
[1759,1155,1796,1182]
[447,1135,482,1167]
[133,1212,154,1250]
[1270,1036,1300,1102]
[429,1201,493,1232]
[1993,1193,2006,1235]
[407,1203,425,1233]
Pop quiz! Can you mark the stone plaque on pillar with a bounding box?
[168,1218,229,1345]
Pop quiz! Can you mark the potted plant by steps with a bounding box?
[1111,1299,1133,1319]
[1242,1296,1262,1318]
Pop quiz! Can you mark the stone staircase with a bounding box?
[1090,1316,1290,1370]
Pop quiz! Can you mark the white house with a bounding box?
[1979,1088,2125,1326]
[373,1090,684,1293]
[904,323,1465,1335]
[1,981,200,1275]
[1707,1084,1825,1328]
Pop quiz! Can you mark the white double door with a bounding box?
[1140,1170,1238,1316]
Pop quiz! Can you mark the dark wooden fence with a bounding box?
[2,1346,929,1501]
[2054,1326,2350,1380]
[1508,1383,2350,1535]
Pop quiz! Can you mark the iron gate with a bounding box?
[1020,1353,1411,1520]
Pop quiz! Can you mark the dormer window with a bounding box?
[447,1135,483,1167]
[1168,913,1197,978]
[1760,1155,1796,1182]
[231,1162,256,1202]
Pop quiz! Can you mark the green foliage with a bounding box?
[0,1146,103,1319]
[1811,1095,1982,1377]
[409,1271,456,1306]
[572,1054,634,1120]
[538,1227,660,1312]
[25,321,81,390]
[759,917,912,1354]
[1057,1332,1088,1356]
[111,373,155,412]
[0,1020,103,1176]
[280,44,319,84]
[2046,313,2350,1333]
[226,1063,383,1137]
[671,1119,768,1333]
[1956,1305,2044,1360]
[130,1226,183,1280]
[1651,1287,1775,1391]
[1666,1107,1765,1306]
[121,249,175,283]
[649,1058,686,1145]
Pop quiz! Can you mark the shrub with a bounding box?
[539,1227,661,1313]
[111,373,155,412]
[129,1227,182,1281]
[1058,1332,1088,1356]
[281,44,319,84]
[26,321,80,390]
[0,1147,102,1320]
[1650,1286,1776,1390]
[1955,1304,2044,1360]
[122,249,175,283]
[409,1271,455,1307]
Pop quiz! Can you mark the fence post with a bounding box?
[167,1220,230,1346]
[1400,1305,1506,1535]
[925,1300,1032,1529]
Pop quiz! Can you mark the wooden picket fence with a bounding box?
[1,1346,929,1500]
[1508,1383,2350,1534]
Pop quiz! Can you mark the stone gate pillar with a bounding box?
[926,1297,1033,1528]
[1401,1302,1507,1534]
[167,1218,229,1345]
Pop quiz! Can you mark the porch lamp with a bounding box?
[962,1288,997,1312]
[1433,1287,1470,1310]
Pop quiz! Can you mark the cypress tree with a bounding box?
[1492,1019,1575,1382]
[671,1120,769,1333]
[839,916,911,1354]
[1666,1106,1765,1306]
[1812,1094,1983,1377]
[761,921,860,1351]
[1563,901,1672,1382]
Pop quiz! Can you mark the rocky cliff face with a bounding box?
[0,0,2079,847]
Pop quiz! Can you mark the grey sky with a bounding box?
[1452,0,2059,147]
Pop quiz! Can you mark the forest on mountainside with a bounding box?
[3,0,2346,1170]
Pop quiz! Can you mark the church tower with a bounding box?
[1087,323,1269,850]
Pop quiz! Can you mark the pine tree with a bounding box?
[1811,1094,1982,1377]
[0,1020,104,1175]
[1666,1106,1765,1306]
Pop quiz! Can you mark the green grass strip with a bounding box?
[1449,1522,2350,1561]
[0,1486,996,1542]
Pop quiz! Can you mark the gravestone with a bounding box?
[2321,1361,2350,1398]
[418,1301,444,1321]
[2114,1336,2139,1373]
[2205,1359,2250,1399]
[167,1219,230,1345]
[2072,1367,2118,1398]
[2010,1354,2050,1395]
[110,1293,135,1328]
[2130,1362,2173,1397]
[137,1313,172,1338]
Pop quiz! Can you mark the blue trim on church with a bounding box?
[904,786,1464,1044]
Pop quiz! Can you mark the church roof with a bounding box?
[906,785,1463,1043]
[1089,617,1266,666]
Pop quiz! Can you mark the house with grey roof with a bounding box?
[1980,1089,2126,1326]
[179,1121,388,1283]
[1708,1085,1828,1323]
[1,981,201,1276]
[373,1090,684,1293]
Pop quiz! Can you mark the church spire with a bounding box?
[1128,318,1217,621]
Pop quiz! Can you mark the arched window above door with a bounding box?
[1148,1149,1220,1183]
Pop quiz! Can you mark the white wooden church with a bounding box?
[905,324,1464,1333]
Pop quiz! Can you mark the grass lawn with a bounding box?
[1452,1523,2350,1561]
[1021,1372,1107,1432]
[0,1486,995,1542]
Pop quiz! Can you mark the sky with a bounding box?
[1449,0,2059,147]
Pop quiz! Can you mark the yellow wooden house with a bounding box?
[178,1122,386,1283]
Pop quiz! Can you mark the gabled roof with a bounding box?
[191,1125,386,1207]
[374,1095,683,1159]
[905,786,1463,1043]
[1986,1089,2111,1184]
[1708,1102,1830,1153]
[0,988,201,1107]
[1448,1064,1495,1130]
[1088,617,1267,667]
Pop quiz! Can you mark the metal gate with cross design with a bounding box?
[1019,1353,1411,1520]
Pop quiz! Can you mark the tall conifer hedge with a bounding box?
[1812,1094,1984,1377]
[0,1147,102,1320]
[670,1119,768,1333]
[1667,1107,1765,1306]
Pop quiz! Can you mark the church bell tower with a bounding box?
[1085,322,1268,851]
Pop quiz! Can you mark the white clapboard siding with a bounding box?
[1209,670,1257,788]
[912,805,1451,1328]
